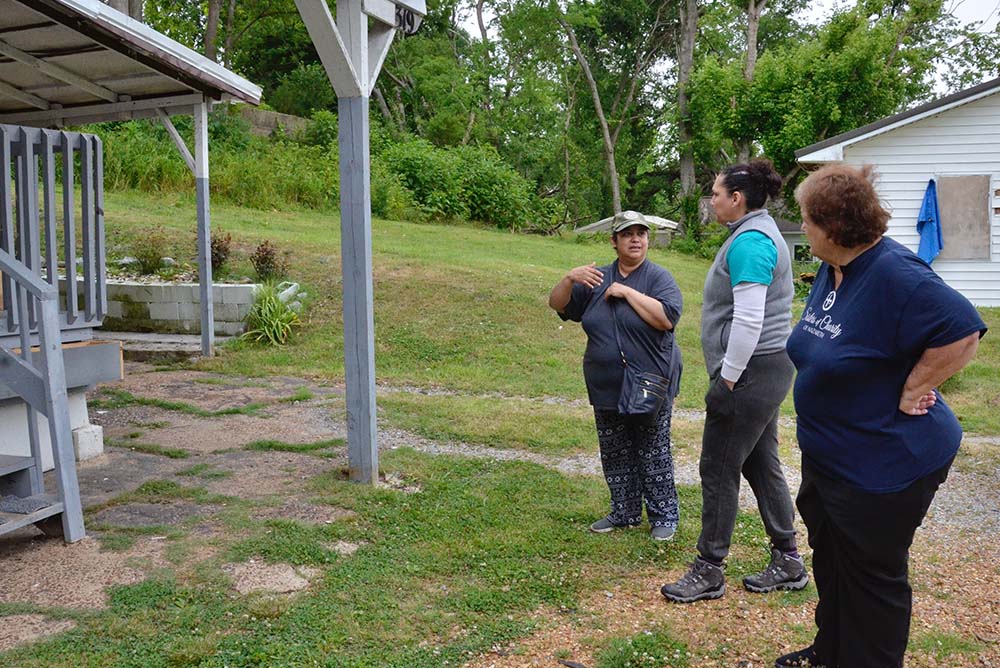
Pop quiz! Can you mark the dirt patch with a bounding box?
[0,534,165,609]
[0,615,76,652]
[464,526,1000,668]
[255,500,356,525]
[327,540,363,556]
[112,365,342,411]
[201,450,342,499]
[378,471,422,494]
[73,449,191,509]
[97,403,344,458]
[91,501,213,528]
[223,560,320,595]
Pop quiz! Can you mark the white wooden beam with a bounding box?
[363,0,396,26]
[193,99,214,357]
[0,93,203,125]
[0,80,50,110]
[338,0,369,95]
[394,0,426,15]
[293,0,363,98]
[156,108,195,174]
[0,39,119,103]
[368,23,395,97]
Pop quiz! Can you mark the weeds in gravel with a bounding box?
[280,387,315,402]
[909,630,985,660]
[106,439,190,459]
[91,388,265,417]
[175,463,232,479]
[595,628,690,668]
[244,438,345,454]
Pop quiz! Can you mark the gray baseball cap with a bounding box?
[610,210,651,233]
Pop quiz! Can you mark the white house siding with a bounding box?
[840,91,1000,306]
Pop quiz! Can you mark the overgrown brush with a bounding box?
[210,231,232,273]
[250,240,288,281]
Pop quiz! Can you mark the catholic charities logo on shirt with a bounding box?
[802,305,842,340]
[822,290,836,311]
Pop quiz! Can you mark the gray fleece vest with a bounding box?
[701,209,793,378]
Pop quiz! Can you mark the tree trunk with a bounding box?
[103,0,128,14]
[737,0,766,162]
[559,17,622,215]
[204,0,223,62]
[562,72,578,227]
[476,0,490,46]
[127,0,143,21]
[677,0,699,229]
[222,0,238,68]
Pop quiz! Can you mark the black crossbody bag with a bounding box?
[609,267,671,424]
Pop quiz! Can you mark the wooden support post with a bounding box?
[339,96,377,484]
[193,100,214,357]
[294,0,425,484]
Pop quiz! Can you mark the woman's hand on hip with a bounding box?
[567,263,604,288]
[898,390,937,416]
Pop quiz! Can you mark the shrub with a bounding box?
[210,231,232,273]
[250,240,288,281]
[300,110,338,147]
[132,227,169,275]
[270,63,336,118]
[454,145,533,229]
[381,139,468,220]
[242,282,301,346]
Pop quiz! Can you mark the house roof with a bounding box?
[795,76,1000,163]
[0,0,261,127]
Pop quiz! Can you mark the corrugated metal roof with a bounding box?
[0,0,261,126]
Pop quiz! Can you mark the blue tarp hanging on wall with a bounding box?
[917,179,943,264]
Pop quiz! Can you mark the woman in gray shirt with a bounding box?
[549,211,683,542]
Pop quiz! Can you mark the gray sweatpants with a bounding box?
[697,350,797,563]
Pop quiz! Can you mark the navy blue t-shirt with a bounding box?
[787,237,987,492]
[560,259,682,410]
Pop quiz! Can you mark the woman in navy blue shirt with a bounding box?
[778,164,986,668]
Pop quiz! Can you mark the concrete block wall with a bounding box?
[102,280,258,336]
[0,389,101,469]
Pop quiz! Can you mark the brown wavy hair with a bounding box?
[794,164,889,248]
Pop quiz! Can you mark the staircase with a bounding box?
[0,124,106,543]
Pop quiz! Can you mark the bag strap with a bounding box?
[609,263,628,368]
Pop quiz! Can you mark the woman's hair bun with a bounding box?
[747,158,782,198]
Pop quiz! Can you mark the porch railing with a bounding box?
[0,124,106,348]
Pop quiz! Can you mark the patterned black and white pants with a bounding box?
[593,403,678,529]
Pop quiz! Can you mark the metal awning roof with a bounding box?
[0,0,261,127]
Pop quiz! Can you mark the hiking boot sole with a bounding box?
[660,583,726,604]
[743,573,810,594]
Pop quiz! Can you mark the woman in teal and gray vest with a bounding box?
[661,159,808,603]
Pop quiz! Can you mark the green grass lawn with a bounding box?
[2,450,772,668]
[103,189,1000,436]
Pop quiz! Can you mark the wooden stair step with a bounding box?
[0,454,37,477]
[0,494,62,536]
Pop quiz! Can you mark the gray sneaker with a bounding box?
[743,549,810,593]
[660,558,726,603]
[589,516,639,533]
[650,525,676,542]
